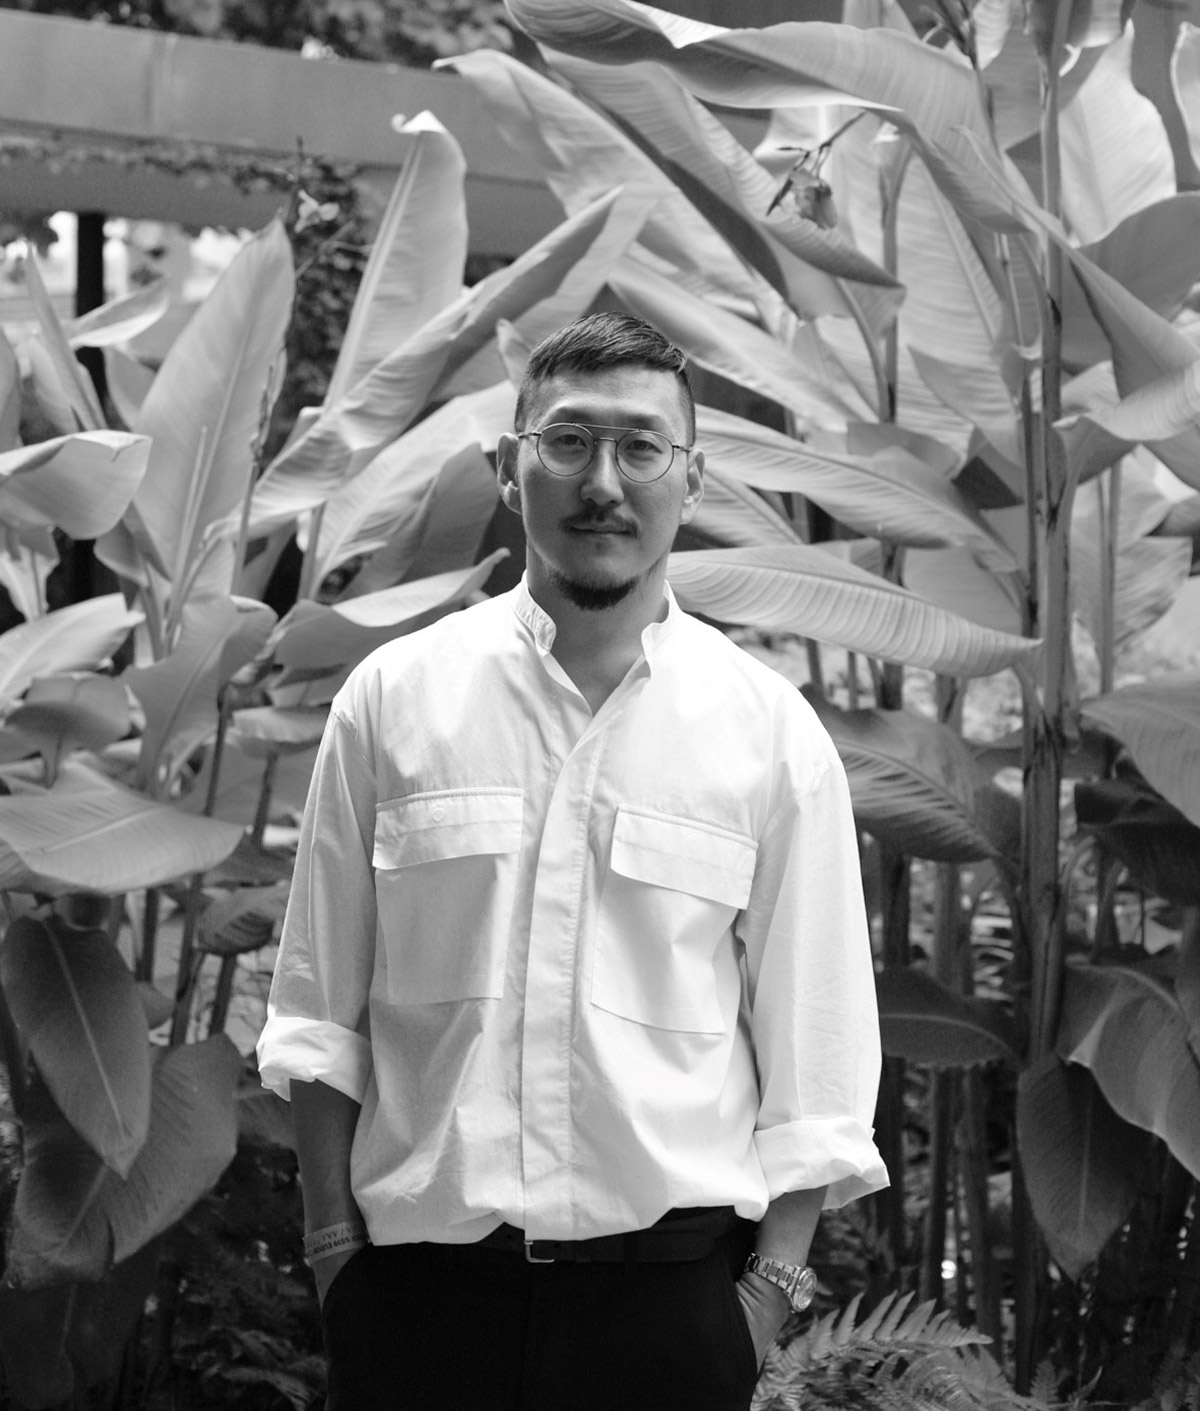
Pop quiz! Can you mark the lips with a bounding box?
[564,517,636,536]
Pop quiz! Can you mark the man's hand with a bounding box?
[735,1272,792,1370]
[311,1244,364,1308]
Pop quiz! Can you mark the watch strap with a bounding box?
[743,1252,817,1312]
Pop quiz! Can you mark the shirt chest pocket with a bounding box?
[373,790,523,1005]
[591,808,757,1035]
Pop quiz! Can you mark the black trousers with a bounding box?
[320,1221,760,1410]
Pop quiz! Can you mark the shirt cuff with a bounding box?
[754,1118,890,1209]
[256,1015,373,1105]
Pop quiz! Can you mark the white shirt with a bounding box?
[257,579,886,1244]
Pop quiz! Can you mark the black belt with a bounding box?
[476,1207,739,1264]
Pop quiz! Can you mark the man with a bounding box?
[257,313,886,1410]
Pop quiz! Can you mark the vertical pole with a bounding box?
[67,211,111,605]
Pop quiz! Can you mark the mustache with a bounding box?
[562,509,638,535]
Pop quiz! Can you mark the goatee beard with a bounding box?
[547,567,639,611]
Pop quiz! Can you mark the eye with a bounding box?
[621,432,667,459]
[542,426,590,453]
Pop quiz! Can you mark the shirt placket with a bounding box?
[517,658,645,1238]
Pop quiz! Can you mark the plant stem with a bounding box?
[962,1067,1002,1347]
[251,753,280,848]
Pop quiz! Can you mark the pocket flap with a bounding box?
[609,808,756,908]
[374,790,523,869]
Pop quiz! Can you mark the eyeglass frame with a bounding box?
[515,421,694,484]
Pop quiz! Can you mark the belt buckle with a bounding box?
[524,1239,555,1265]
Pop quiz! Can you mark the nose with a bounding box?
[579,436,625,506]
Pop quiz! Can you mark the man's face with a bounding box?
[496,365,704,610]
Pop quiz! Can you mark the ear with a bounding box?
[678,448,704,526]
[496,433,523,516]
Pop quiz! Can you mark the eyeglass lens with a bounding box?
[536,424,674,482]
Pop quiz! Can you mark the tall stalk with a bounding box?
[1012,5,1076,1382]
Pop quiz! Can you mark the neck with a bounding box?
[526,558,669,674]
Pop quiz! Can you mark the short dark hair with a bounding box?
[514,312,695,439]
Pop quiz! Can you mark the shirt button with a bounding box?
[431,806,445,822]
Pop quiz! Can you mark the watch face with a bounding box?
[792,1266,817,1311]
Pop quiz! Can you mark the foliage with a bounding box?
[2,0,1200,1402]
[0,101,649,1406]
[0,0,517,65]
[754,1293,1050,1411]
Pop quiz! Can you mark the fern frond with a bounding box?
[753,1295,1052,1411]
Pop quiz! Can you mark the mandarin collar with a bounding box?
[511,576,683,669]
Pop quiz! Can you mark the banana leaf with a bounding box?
[0,766,243,895]
[1057,29,1175,245]
[129,218,294,609]
[1017,1055,1154,1280]
[324,112,468,406]
[0,431,150,542]
[1081,677,1200,829]
[5,1035,240,1288]
[877,967,1021,1066]
[667,545,1041,678]
[1055,960,1200,1180]
[810,697,1022,868]
[697,407,1013,567]
[0,913,151,1177]
[505,0,1026,231]
[0,596,142,707]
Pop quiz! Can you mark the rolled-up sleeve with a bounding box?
[256,704,377,1104]
[739,722,888,1209]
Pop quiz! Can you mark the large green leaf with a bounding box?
[1075,775,1200,906]
[1057,29,1176,245]
[963,141,1200,492]
[902,547,1024,635]
[611,255,868,431]
[876,967,1021,1067]
[347,445,500,597]
[0,768,243,895]
[270,552,508,680]
[909,351,1023,471]
[685,470,800,549]
[62,282,169,351]
[4,675,132,786]
[1062,196,1200,369]
[697,408,1013,566]
[131,218,294,606]
[547,49,901,324]
[227,705,329,759]
[0,432,150,542]
[809,697,1022,866]
[0,914,151,1176]
[0,597,142,706]
[244,189,642,538]
[311,382,512,588]
[0,536,58,623]
[101,346,156,431]
[1055,960,1200,1180]
[1016,1055,1154,1280]
[124,595,237,794]
[1080,675,1200,828]
[667,545,1041,677]
[324,112,467,406]
[446,47,805,321]
[22,249,105,433]
[5,1035,240,1288]
[505,0,1024,230]
[1071,464,1191,653]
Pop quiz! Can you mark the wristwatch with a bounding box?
[743,1252,818,1312]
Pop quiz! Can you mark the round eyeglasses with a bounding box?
[516,423,692,484]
